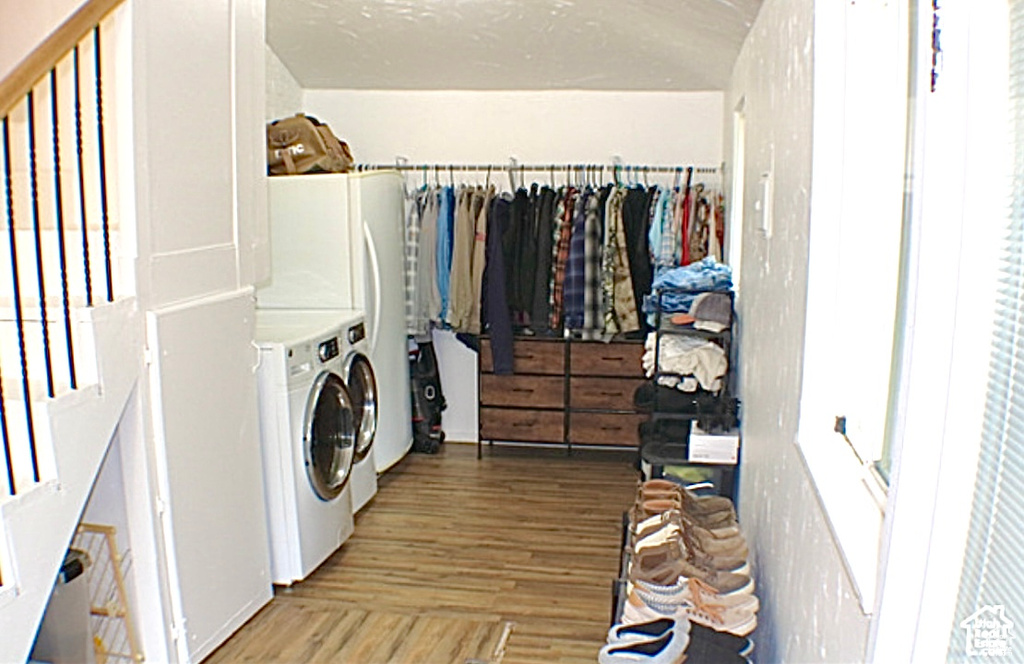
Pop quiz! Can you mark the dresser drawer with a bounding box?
[570,342,643,377]
[480,407,564,443]
[480,374,563,408]
[568,412,645,446]
[481,339,565,375]
[569,376,646,410]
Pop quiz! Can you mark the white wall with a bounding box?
[0,0,85,81]
[725,0,871,661]
[265,45,303,122]
[304,89,723,166]
[305,89,723,441]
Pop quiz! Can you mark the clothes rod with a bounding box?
[354,162,719,175]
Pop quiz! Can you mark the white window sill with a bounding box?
[797,430,885,614]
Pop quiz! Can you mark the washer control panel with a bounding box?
[317,337,340,363]
[347,323,366,345]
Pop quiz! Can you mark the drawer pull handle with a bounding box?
[513,354,536,360]
[600,426,622,431]
[600,391,624,397]
[511,388,534,393]
[601,356,625,362]
[513,421,535,427]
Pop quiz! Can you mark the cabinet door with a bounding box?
[569,377,646,411]
[480,339,565,374]
[479,408,565,443]
[148,290,272,662]
[570,342,643,377]
[568,412,646,446]
[480,375,564,408]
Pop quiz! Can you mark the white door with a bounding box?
[148,289,272,662]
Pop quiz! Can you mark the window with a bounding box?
[798,0,909,611]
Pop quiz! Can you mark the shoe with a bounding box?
[598,626,690,663]
[690,623,754,657]
[634,508,744,547]
[634,577,760,613]
[632,584,757,637]
[634,512,747,558]
[631,542,754,596]
[606,617,686,645]
[610,607,752,661]
[633,526,749,574]
[641,479,736,517]
[635,493,738,531]
[681,633,752,663]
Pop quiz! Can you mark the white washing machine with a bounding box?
[337,313,379,514]
[255,309,364,585]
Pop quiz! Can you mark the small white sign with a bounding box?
[688,430,740,465]
[960,605,1015,658]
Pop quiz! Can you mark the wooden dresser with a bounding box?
[478,337,645,454]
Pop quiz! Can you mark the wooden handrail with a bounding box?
[0,0,126,119]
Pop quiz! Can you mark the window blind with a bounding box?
[947,0,1024,658]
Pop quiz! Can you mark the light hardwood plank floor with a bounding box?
[205,442,638,664]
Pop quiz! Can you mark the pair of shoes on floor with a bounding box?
[631,509,749,570]
[603,616,752,663]
[629,577,759,634]
[639,479,736,520]
[629,539,754,596]
[632,507,746,555]
[633,521,749,576]
[622,582,758,637]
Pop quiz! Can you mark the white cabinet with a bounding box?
[147,290,271,663]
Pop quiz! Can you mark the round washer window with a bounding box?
[348,354,378,461]
[304,372,355,501]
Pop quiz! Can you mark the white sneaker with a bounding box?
[599,625,690,663]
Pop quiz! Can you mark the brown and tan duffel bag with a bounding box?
[266,113,354,175]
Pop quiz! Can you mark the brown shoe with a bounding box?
[631,540,753,596]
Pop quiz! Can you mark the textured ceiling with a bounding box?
[266,0,763,91]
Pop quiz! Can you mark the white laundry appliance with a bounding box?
[255,309,365,585]
[258,171,413,473]
[337,311,379,513]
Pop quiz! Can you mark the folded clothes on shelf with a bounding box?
[643,333,728,393]
[644,258,733,316]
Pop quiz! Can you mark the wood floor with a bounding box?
[205,442,639,664]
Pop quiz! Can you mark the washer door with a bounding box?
[304,372,356,501]
[347,353,378,462]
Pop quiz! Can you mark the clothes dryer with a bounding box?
[338,313,378,513]
[255,309,361,585]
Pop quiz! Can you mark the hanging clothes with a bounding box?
[418,188,441,331]
[563,190,588,330]
[530,185,557,334]
[398,168,723,343]
[602,187,640,335]
[581,191,603,340]
[467,185,494,335]
[404,186,425,336]
[447,186,476,330]
[622,185,654,331]
[482,194,514,373]
[549,187,577,331]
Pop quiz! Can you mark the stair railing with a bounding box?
[0,0,127,528]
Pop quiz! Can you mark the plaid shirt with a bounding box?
[549,187,577,330]
[563,191,587,330]
[582,191,603,339]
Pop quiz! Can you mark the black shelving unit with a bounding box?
[637,287,740,500]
